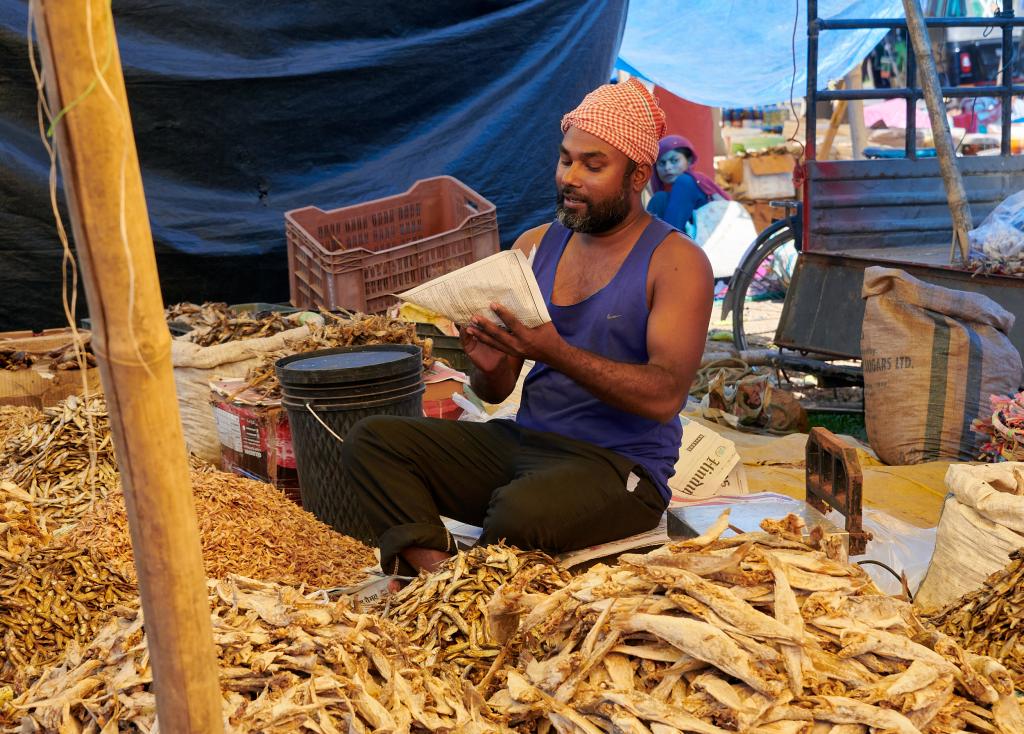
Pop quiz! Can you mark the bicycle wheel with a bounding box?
[727,221,800,351]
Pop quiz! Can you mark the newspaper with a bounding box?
[399,249,551,328]
[668,417,741,501]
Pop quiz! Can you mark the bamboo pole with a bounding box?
[30,1,224,731]
[819,97,849,160]
[902,0,973,264]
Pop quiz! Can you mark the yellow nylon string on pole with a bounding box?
[29,0,224,730]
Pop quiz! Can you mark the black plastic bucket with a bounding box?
[277,345,424,544]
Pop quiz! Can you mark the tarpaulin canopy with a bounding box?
[0,0,626,331]
[618,0,903,108]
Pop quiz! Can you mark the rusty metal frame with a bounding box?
[805,427,872,555]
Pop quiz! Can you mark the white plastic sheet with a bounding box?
[691,200,758,279]
[861,508,937,597]
[619,0,901,107]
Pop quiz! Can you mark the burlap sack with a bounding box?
[172,326,311,461]
[861,267,1022,465]
[914,462,1024,612]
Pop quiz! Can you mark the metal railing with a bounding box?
[808,0,1024,159]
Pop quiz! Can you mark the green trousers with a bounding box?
[341,416,667,575]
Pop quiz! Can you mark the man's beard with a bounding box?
[556,180,632,234]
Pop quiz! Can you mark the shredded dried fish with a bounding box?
[3,575,514,733]
[65,469,376,590]
[486,512,1022,734]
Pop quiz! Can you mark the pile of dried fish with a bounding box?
[0,406,39,453]
[166,301,306,345]
[382,544,570,683]
[0,396,115,534]
[188,310,296,347]
[46,341,96,371]
[928,548,1024,685]
[486,511,1024,733]
[4,575,513,733]
[0,500,47,559]
[243,311,434,399]
[0,545,136,691]
[65,469,376,589]
[164,300,232,329]
[0,350,33,372]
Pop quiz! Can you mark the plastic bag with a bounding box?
[860,508,937,597]
[968,189,1024,259]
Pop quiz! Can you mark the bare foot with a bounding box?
[401,546,450,573]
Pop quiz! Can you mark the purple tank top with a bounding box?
[516,218,682,502]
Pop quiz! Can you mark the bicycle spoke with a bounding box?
[729,230,799,351]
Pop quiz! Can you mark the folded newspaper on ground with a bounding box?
[399,249,550,328]
[323,572,413,607]
[668,416,741,501]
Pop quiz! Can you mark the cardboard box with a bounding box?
[742,153,796,200]
[0,364,101,408]
[0,327,90,355]
[0,328,101,408]
[716,157,745,186]
[210,379,300,504]
[423,378,464,420]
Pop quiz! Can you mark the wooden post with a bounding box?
[845,70,868,160]
[902,0,973,264]
[30,1,224,731]
[819,103,849,160]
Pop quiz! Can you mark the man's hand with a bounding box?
[459,326,506,373]
[464,303,566,364]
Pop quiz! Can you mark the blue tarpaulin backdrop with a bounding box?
[0,1,627,330]
[618,0,902,108]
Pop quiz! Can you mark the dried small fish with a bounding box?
[382,544,569,684]
[0,544,136,691]
[928,548,1024,686]
[188,309,295,347]
[0,406,39,452]
[0,350,33,372]
[165,300,232,328]
[0,395,115,534]
[5,576,514,732]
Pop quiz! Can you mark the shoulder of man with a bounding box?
[512,223,552,255]
[651,229,713,283]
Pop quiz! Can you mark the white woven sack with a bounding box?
[914,494,1024,612]
[171,326,311,461]
[946,461,1024,534]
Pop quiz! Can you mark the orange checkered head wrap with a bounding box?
[560,78,667,167]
